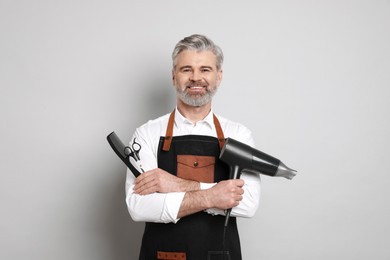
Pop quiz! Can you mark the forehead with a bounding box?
[175,50,217,68]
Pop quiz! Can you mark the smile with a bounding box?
[188,86,205,89]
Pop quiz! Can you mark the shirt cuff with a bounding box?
[200,182,216,190]
[161,192,186,223]
[204,208,225,216]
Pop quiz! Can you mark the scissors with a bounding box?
[124,137,145,173]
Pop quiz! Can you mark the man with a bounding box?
[126,34,261,260]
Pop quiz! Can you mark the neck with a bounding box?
[177,100,212,124]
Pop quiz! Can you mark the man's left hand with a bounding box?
[133,168,199,195]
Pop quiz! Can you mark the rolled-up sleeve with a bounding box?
[126,169,186,223]
[125,123,187,223]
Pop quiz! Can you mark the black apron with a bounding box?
[138,111,242,260]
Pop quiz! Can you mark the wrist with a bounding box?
[180,179,200,192]
[202,188,214,208]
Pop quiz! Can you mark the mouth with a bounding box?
[187,86,205,90]
[186,82,207,90]
[186,85,206,95]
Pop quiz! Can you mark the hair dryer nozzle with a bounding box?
[275,161,297,180]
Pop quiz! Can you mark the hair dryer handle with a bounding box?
[230,164,241,180]
[224,165,242,227]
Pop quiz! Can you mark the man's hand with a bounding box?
[177,179,245,218]
[133,168,199,195]
[206,179,245,210]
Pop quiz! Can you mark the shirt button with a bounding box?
[194,161,198,167]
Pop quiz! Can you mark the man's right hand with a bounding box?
[205,179,245,210]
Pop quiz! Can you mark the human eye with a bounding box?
[201,67,212,73]
[180,66,192,73]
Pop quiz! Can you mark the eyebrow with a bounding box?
[178,65,215,70]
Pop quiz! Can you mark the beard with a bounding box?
[176,81,218,107]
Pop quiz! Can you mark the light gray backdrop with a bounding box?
[1,0,389,259]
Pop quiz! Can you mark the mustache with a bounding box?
[185,81,208,88]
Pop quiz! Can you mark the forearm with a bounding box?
[133,168,200,194]
[177,189,211,218]
[179,178,248,219]
[127,169,202,223]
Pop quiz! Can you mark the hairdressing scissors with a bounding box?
[124,137,145,173]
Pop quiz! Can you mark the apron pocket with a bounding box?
[177,155,215,183]
[157,251,186,260]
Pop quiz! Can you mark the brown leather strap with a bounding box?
[157,251,186,260]
[213,114,225,150]
[162,110,175,151]
[162,110,225,151]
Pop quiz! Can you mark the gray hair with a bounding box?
[172,34,224,70]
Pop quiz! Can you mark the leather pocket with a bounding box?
[157,251,186,260]
[177,155,215,183]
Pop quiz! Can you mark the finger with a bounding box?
[137,185,156,195]
[134,176,155,192]
[233,199,240,207]
[134,171,152,184]
[236,179,245,187]
[135,181,156,195]
[135,171,157,186]
[134,175,144,185]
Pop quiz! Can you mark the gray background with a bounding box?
[1,0,389,259]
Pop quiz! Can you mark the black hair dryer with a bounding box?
[219,138,297,226]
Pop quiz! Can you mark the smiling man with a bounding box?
[173,49,221,109]
[126,34,261,260]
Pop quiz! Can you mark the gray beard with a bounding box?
[176,88,217,107]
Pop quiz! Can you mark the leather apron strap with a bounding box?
[213,113,225,150]
[162,111,175,151]
[162,110,225,151]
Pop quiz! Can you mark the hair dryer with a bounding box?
[219,137,297,226]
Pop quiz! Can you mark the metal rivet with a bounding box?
[194,161,198,167]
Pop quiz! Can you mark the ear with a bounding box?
[172,68,176,85]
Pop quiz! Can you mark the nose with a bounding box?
[189,70,202,81]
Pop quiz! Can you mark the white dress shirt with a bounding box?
[125,108,261,223]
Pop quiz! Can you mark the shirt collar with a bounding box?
[174,107,214,129]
